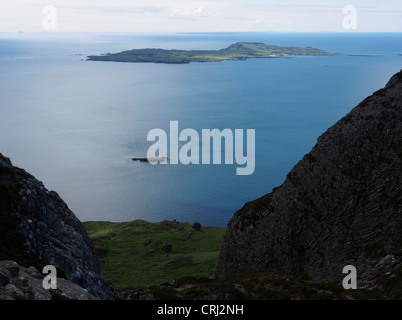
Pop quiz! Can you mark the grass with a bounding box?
[87,42,338,64]
[84,219,398,300]
[83,220,226,291]
[127,271,386,300]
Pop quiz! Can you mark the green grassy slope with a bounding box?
[83,219,401,299]
[83,220,226,291]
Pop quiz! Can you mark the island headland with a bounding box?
[87,42,343,64]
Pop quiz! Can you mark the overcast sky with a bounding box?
[1,0,402,33]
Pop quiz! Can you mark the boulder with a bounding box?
[0,260,99,300]
[192,222,202,231]
[0,154,116,299]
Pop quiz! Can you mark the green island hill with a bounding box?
[87,42,343,64]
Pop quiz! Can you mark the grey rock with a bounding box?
[192,222,202,231]
[55,278,99,300]
[140,293,155,300]
[0,266,11,286]
[0,155,116,299]
[0,260,99,300]
[200,293,230,300]
[214,70,402,288]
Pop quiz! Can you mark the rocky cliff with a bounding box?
[0,260,100,300]
[0,154,115,299]
[214,70,402,288]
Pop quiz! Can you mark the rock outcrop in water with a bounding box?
[0,154,116,299]
[214,70,402,288]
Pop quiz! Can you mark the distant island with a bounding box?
[87,42,342,64]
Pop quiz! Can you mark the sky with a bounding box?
[1,0,402,33]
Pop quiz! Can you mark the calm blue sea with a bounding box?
[0,32,401,226]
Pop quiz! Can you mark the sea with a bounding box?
[0,32,401,227]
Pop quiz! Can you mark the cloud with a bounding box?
[0,0,401,32]
[170,7,213,21]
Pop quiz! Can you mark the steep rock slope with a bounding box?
[0,260,99,300]
[0,154,115,299]
[214,70,402,287]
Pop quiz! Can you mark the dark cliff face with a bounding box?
[0,155,115,299]
[214,70,402,287]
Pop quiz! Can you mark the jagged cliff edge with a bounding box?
[214,70,402,288]
[0,154,116,299]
